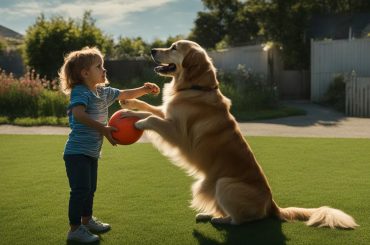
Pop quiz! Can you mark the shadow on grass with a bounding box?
[193,218,286,245]
[66,228,112,245]
[66,240,100,245]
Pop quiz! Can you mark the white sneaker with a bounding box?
[85,216,111,233]
[67,225,99,243]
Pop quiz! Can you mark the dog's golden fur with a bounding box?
[120,40,358,228]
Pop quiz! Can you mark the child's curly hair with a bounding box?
[59,47,109,94]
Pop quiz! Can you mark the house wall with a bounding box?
[208,45,310,99]
[208,44,269,75]
[311,38,370,101]
[279,70,310,100]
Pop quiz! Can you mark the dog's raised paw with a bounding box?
[134,120,146,130]
[119,99,137,109]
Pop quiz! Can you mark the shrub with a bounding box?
[0,68,42,117]
[0,68,68,118]
[13,116,68,126]
[127,67,170,105]
[0,116,10,124]
[109,65,279,118]
[323,75,345,112]
[108,66,170,115]
[218,65,279,113]
[38,90,68,117]
[0,38,6,53]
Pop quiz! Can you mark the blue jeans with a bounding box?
[64,154,98,225]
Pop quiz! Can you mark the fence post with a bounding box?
[346,70,355,116]
[345,70,370,117]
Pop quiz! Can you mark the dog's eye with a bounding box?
[171,45,177,51]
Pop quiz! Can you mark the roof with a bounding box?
[0,25,23,39]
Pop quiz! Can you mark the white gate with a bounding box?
[311,38,370,102]
[346,72,370,117]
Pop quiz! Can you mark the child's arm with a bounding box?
[72,105,118,146]
[118,82,160,100]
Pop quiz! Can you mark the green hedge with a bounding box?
[109,65,280,118]
[0,64,297,125]
[322,75,345,112]
[0,69,68,118]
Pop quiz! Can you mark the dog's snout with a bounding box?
[151,49,157,56]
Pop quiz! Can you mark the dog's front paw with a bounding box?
[119,99,138,110]
[134,119,147,130]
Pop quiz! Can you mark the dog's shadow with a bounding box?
[193,218,286,245]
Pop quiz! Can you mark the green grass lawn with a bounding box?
[0,135,369,245]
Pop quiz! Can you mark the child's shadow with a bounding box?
[193,218,287,245]
[66,240,100,245]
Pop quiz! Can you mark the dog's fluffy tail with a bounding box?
[271,200,358,229]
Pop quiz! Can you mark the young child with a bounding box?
[59,47,159,243]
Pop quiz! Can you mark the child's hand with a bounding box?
[101,125,118,146]
[144,82,160,95]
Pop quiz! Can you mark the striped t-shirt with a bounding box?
[64,84,120,159]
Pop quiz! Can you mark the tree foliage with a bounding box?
[23,9,188,78]
[113,37,148,59]
[189,0,260,48]
[190,0,370,69]
[188,12,225,48]
[112,34,186,60]
[23,11,113,79]
[0,38,5,54]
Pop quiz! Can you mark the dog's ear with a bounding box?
[182,49,203,69]
[182,49,209,82]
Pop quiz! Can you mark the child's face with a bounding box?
[84,58,106,86]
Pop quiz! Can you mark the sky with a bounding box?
[0,0,205,42]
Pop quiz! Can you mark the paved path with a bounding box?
[1,101,369,139]
[239,101,370,138]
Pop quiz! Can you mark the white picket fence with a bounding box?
[346,72,370,117]
[311,38,370,102]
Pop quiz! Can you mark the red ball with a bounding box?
[108,109,144,145]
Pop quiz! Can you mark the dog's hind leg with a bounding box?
[192,178,226,222]
[213,177,271,225]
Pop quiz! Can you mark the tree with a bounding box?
[261,0,370,68]
[113,37,148,59]
[189,12,225,48]
[23,11,113,79]
[189,0,260,49]
[112,35,187,60]
[150,38,166,49]
[164,35,187,47]
[148,35,185,50]
[191,0,370,68]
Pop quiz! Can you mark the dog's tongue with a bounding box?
[154,63,176,73]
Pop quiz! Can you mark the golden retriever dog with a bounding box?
[120,40,358,228]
